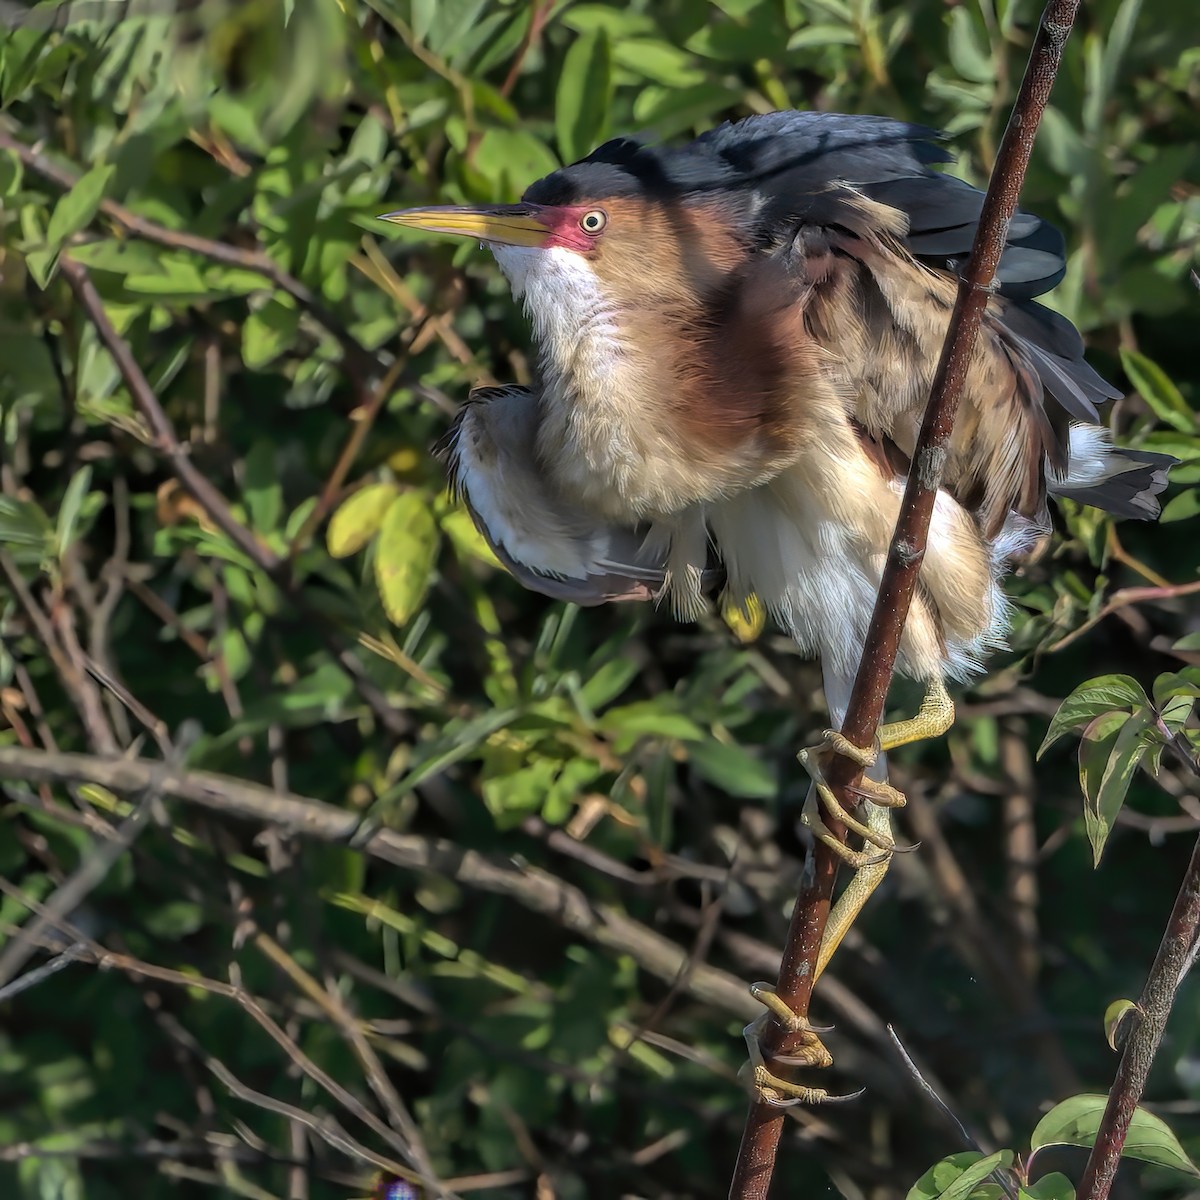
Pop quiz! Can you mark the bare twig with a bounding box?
[499,0,554,98]
[56,256,411,738]
[0,745,760,1020]
[0,941,86,1004]
[0,766,163,989]
[1046,578,1200,654]
[58,256,283,573]
[885,1026,986,1161]
[285,338,416,564]
[0,882,443,1192]
[728,2,1081,1193]
[0,124,378,385]
[1076,745,1200,1200]
[249,927,442,1191]
[0,549,120,754]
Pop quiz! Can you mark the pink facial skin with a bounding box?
[522,203,607,253]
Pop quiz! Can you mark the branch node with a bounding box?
[916,445,948,492]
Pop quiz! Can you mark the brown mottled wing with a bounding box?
[775,187,1130,535]
[677,113,1131,532]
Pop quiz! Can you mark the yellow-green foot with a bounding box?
[740,984,863,1107]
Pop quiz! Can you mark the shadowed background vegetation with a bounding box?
[0,0,1198,1197]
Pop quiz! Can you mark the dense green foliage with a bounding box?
[0,0,1198,1196]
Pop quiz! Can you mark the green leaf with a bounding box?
[1038,675,1149,758]
[1090,0,1142,136]
[688,738,777,799]
[1153,668,1200,707]
[937,1152,1015,1200]
[242,440,282,535]
[374,491,439,627]
[45,162,115,255]
[327,483,400,559]
[482,756,561,825]
[1020,1174,1076,1200]
[1080,708,1153,867]
[1031,1095,1200,1176]
[64,240,164,276]
[54,465,94,557]
[906,1150,1015,1199]
[562,5,658,39]
[599,700,704,745]
[1161,489,1200,523]
[611,39,706,87]
[946,7,993,85]
[440,505,502,568]
[241,299,299,369]
[143,900,205,939]
[556,29,612,165]
[385,707,521,798]
[471,128,561,197]
[579,655,640,710]
[1159,694,1195,737]
[124,257,209,298]
[786,24,859,50]
[0,495,53,563]
[1120,349,1197,433]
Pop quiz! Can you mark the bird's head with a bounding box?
[379,138,755,315]
[380,134,829,519]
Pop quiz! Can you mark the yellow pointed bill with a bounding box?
[377,204,552,247]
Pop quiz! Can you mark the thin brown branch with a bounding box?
[0,880,441,1192]
[1076,830,1200,1198]
[728,1,1082,1192]
[1046,578,1200,654]
[0,549,120,754]
[59,256,282,573]
[1076,746,1200,1199]
[249,927,440,1189]
[1001,724,1041,981]
[285,341,415,565]
[0,124,378,386]
[57,255,411,738]
[0,759,164,990]
[499,0,554,98]
[0,745,760,1021]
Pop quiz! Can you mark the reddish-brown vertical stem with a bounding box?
[728,1,1081,1194]
[1076,826,1200,1198]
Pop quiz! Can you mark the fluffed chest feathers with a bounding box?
[493,242,819,522]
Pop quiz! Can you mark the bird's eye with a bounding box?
[579,209,607,234]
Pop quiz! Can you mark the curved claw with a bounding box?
[846,777,907,809]
[810,825,892,869]
[747,1062,866,1108]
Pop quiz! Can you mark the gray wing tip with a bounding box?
[1052,450,1179,520]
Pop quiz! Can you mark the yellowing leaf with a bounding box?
[326,482,399,558]
[386,445,423,475]
[441,505,501,568]
[374,490,439,626]
[1104,998,1141,1051]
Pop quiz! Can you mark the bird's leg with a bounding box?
[743,678,954,1105]
[810,675,954,970]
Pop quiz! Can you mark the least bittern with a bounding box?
[381,112,1174,1103]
